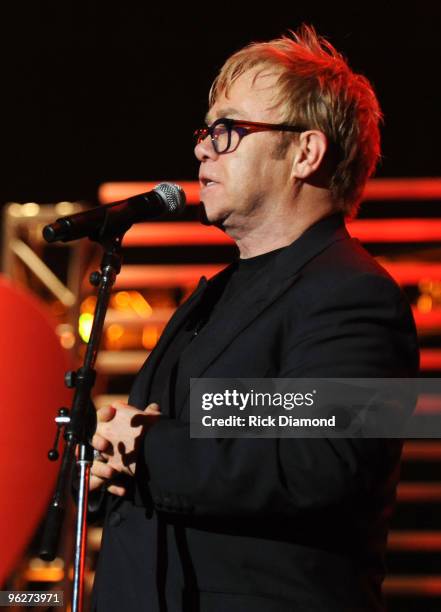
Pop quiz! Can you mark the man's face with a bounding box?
[194,69,297,238]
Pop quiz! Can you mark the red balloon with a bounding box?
[0,276,73,584]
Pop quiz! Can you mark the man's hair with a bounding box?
[209,25,382,216]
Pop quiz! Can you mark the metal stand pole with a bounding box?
[39,236,123,612]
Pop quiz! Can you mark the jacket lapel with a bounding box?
[178,271,298,377]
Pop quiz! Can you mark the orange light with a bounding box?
[122,222,233,246]
[107,324,124,342]
[376,262,441,285]
[99,178,441,205]
[420,349,441,370]
[403,441,441,460]
[81,295,97,314]
[24,567,64,582]
[384,575,441,595]
[89,218,441,247]
[363,177,441,200]
[397,482,441,502]
[129,291,153,316]
[60,331,75,349]
[113,290,153,316]
[348,219,441,242]
[99,181,201,205]
[114,291,131,309]
[413,309,441,332]
[417,294,433,313]
[24,557,64,582]
[419,280,433,293]
[142,326,159,349]
[388,531,441,551]
[115,264,225,289]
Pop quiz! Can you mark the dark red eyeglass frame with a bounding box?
[194,117,305,154]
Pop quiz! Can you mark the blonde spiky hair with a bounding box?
[209,25,382,216]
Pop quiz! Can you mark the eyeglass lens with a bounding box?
[196,121,242,153]
[211,122,231,153]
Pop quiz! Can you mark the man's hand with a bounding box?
[90,402,161,496]
[90,453,126,497]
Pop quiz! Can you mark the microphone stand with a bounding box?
[39,234,123,612]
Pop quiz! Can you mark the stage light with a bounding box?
[417,295,433,313]
[142,326,159,349]
[78,312,93,342]
[22,203,40,216]
[55,201,76,215]
[80,296,97,313]
[129,291,153,317]
[114,291,131,308]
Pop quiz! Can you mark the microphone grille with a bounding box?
[154,183,186,213]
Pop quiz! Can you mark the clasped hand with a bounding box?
[90,401,161,496]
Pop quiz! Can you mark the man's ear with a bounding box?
[291,130,328,179]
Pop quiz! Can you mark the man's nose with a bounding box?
[194,135,218,162]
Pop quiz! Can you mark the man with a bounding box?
[90,25,419,611]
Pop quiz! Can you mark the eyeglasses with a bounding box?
[194,117,305,154]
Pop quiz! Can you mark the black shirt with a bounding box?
[147,247,285,415]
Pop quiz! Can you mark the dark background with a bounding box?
[1,3,440,205]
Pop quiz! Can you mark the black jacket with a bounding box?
[92,214,419,612]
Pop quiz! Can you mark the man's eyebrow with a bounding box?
[204,107,242,124]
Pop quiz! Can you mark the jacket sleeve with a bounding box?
[134,273,419,517]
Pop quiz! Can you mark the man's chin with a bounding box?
[198,202,228,230]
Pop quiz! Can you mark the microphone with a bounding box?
[42,183,186,243]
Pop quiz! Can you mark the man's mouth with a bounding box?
[200,178,219,187]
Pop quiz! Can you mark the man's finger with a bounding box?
[92,433,111,452]
[144,402,161,414]
[91,460,115,480]
[96,405,117,422]
[107,484,127,497]
[90,474,106,492]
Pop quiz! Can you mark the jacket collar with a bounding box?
[264,212,348,282]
